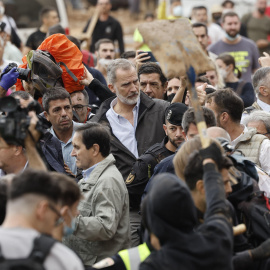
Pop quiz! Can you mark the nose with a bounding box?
[60,108,68,117]
[71,148,76,157]
[176,127,183,137]
[145,83,152,94]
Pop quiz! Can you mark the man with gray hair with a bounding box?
[244,67,270,114]
[85,58,169,246]
[242,110,270,139]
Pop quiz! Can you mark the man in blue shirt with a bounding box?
[43,87,82,176]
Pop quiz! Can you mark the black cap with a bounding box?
[165,103,188,126]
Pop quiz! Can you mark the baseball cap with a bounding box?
[165,103,188,126]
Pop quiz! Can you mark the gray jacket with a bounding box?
[64,154,130,266]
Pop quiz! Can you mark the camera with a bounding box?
[1,62,31,82]
[0,96,42,146]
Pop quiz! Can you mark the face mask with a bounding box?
[63,210,77,237]
[212,14,221,21]
[225,33,239,41]
[173,5,182,17]
[167,93,176,103]
[0,6,5,15]
[219,68,228,79]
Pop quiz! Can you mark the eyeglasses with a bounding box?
[72,104,89,112]
[48,203,64,226]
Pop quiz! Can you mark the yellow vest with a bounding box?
[118,243,151,270]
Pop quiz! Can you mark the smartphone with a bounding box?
[138,51,157,63]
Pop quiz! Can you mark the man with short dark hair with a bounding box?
[192,22,217,61]
[94,38,116,82]
[126,102,187,246]
[43,87,82,176]
[0,169,84,270]
[138,62,168,99]
[83,0,124,54]
[70,90,91,123]
[206,88,270,174]
[209,11,260,83]
[64,122,130,266]
[192,5,225,45]
[24,7,59,54]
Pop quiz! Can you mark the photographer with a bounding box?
[0,109,46,176]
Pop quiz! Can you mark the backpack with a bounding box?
[0,234,56,270]
[228,172,270,247]
[16,34,84,94]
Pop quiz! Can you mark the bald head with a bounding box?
[207,127,231,141]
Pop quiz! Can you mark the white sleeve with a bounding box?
[259,139,270,175]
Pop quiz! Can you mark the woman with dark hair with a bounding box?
[216,53,255,108]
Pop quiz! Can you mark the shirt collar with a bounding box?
[257,98,270,112]
[82,162,101,180]
[231,125,248,147]
[109,97,140,119]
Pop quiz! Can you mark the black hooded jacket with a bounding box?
[140,164,234,270]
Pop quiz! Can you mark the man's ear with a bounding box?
[36,200,49,222]
[163,82,168,93]
[108,84,116,93]
[259,86,269,97]
[92,144,100,157]
[196,180,205,194]
[43,111,50,122]
[163,124,168,134]
[182,131,187,141]
[220,111,229,123]
[14,145,23,156]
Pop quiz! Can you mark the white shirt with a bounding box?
[207,23,225,45]
[232,126,270,174]
[257,166,270,197]
[106,97,140,158]
[257,98,270,112]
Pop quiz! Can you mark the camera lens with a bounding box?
[0,96,18,113]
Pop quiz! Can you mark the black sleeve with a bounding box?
[115,22,125,54]
[241,82,255,108]
[233,251,255,270]
[25,33,34,48]
[88,78,116,102]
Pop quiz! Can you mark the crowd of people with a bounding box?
[0,0,269,269]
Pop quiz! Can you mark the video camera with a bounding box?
[0,96,43,146]
[1,62,31,82]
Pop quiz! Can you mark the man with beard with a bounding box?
[88,59,169,246]
[206,88,270,175]
[125,102,187,246]
[209,11,260,83]
[95,38,116,83]
[43,87,82,176]
[241,0,270,55]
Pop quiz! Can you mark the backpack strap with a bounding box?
[235,80,246,96]
[28,234,56,264]
[58,61,78,82]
